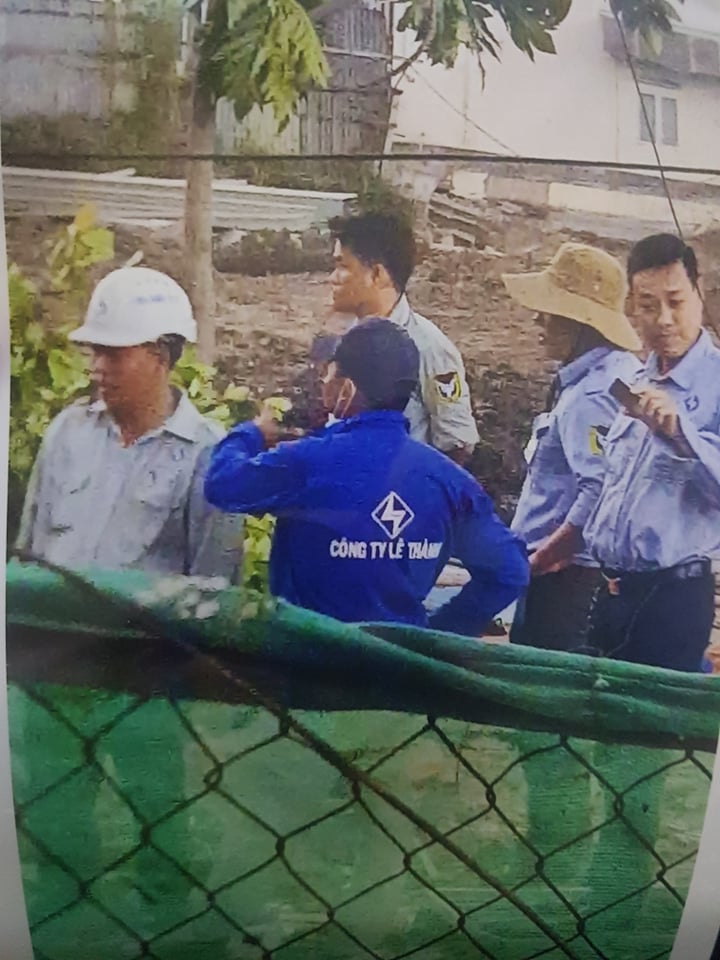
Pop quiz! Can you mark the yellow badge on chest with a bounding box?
[588,426,603,455]
[434,371,462,403]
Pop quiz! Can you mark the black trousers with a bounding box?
[587,567,715,673]
[510,565,603,653]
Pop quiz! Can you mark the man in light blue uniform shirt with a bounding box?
[584,234,720,672]
[502,243,642,651]
[329,213,479,465]
[15,266,242,931]
[17,267,241,578]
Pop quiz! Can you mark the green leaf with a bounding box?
[208,402,232,424]
[226,0,252,27]
[81,228,115,264]
[47,349,87,393]
[393,0,677,70]
[24,322,45,349]
[527,24,556,55]
[223,384,248,401]
[642,26,664,57]
[208,0,328,130]
[73,204,97,233]
[51,263,71,290]
[265,396,292,418]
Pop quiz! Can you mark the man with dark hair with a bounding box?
[583,233,720,671]
[627,231,700,289]
[206,319,527,634]
[328,213,479,464]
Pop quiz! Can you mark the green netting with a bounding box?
[6,559,720,960]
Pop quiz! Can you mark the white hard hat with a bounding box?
[70,267,197,347]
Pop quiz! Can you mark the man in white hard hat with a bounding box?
[17,266,241,578]
[502,242,642,652]
[15,267,242,935]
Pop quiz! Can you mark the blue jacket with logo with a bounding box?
[205,410,529,636]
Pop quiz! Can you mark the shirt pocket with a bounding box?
[125,467,187,553]
[524,413,550,465]
[48,473,92,534]
[647,450,699,488]
[529,414,566,475]
[604,418,637,479]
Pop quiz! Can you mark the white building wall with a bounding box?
[389,0,720,171]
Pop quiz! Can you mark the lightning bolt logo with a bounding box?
[372,492,415,540]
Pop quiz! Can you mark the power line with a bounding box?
[611,6,718,334]
[4,151,720,177]
[610,4,684,238]
[405,64,519,157]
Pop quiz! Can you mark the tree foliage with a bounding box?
[397,0,572,69]
[609,0,681,37]
[197,0,329,128]
[397,0,682,71]
[189,0,682,132]
[181,0,681,363]
[8,206,112,538]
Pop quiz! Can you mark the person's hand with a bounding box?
[703,643,720,675]
[445,445,474,467]
[626,387,679,439]
[529,548,572,577]
[253,403,282,448]
[254,403,306,448]
[278,427,307,442]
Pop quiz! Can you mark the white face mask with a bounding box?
[322,364,358,422]
[332,379,357,420]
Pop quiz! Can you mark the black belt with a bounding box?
[601,559,711,596]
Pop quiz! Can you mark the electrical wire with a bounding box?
[611,5,717,334]
[405,64,519,156]
[5,151,720,176]
[610,3,684,238]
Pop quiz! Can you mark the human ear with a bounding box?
[372,262,393,290]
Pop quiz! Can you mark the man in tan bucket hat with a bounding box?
[502,242,642,652]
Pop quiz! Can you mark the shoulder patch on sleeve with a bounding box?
[434,371,462,403]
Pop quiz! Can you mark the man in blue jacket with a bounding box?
[205,319,528,636]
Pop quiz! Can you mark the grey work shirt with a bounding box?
[389,295,479,453]
[17,391,242,580]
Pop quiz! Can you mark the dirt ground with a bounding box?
[9,203,720,395]
[9,201,720,512]
[7,201,720,502]
[7,203,720,646]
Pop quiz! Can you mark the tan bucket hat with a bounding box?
[502,242,641,352]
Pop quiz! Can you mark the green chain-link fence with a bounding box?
[7,560,720,960]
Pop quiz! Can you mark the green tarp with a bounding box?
[6,560,720,960]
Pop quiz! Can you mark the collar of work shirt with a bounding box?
[90,388,200,445]
[646,328,710,389]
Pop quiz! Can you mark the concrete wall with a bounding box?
[0,0,177,120]
[389,0,720,173]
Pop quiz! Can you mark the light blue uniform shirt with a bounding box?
[512,347,642,565]
[17,390,242,580]
[336,296,479,452]
[585,330,720,571]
